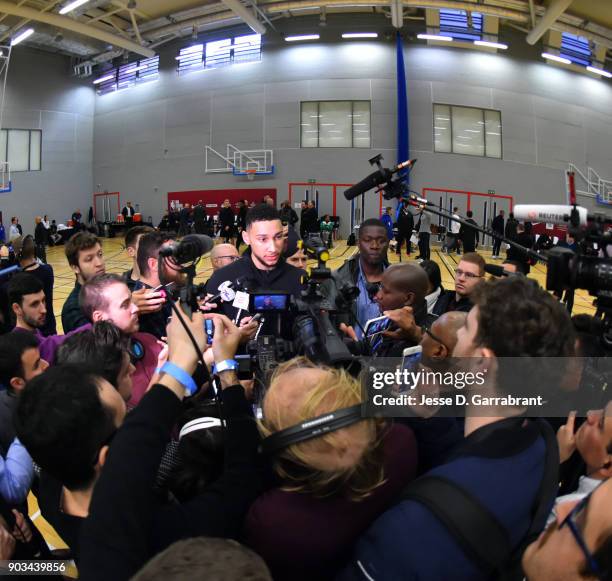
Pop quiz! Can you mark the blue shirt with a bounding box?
[356,261,382,340]
[0,438,34,505]
[341,419,547,581]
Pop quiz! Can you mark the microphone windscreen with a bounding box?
[182,234,214,255]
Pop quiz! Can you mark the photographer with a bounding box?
[206,205,304,339]
[244,357,417,581]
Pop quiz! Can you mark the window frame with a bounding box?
[2,128,42,172]
[433,103,502,159]
[300,100,372,149]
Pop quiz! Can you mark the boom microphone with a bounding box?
[513,205,589,227]
[344,159,417,200]
[485,263,512,278]
[159,234,214,264]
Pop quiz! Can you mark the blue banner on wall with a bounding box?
[395,31,409,218]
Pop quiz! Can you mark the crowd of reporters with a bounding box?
[0,200,609,580]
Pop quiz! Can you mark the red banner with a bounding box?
[167,188,276,214]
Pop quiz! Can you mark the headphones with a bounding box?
[129,338,145,362]
[260,404,363,455]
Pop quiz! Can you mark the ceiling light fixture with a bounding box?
[586,65,612,78]
[474,40,508,50]
[11,28,34,46]
[417,34,452,42]
[342,33,378,39]
[59,0,90,15]
[285,34,320,42]
[93,73,115,84]
[542,52,571,65]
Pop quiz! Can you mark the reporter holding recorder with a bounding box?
[77,307,262,581]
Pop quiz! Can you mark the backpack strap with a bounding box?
[401,419,560,581]
[401,475,511,577]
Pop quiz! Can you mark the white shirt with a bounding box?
[42,220,50,229]
[425,287,442,313]
[451,214,461,234]
[545,475,601,526]
[9,224,20,241]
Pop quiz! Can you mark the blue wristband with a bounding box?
[160,362,198,396]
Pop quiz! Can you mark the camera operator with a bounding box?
[244,357,417,581]
[206,205,305,339]
[132,232,183,340]
[343,276,576,581]
[328,219,389,336]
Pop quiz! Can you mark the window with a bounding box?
[434,104,501,158]
[95,56,159,95]
[301,101,371,148]
[439,9,483,41]
[560,33,591,67]
[177,34,262,75]
[0,129,42,172]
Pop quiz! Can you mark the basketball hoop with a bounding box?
[246,169,257,181]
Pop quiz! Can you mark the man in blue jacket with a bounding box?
[342,276,576,580]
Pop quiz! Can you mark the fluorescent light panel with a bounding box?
[542,52,571,65]
[474,40,508,50]
[417,34,453,42]
[93,73,115,84]
[59,0,90,14]
[11,28,34,46]
[285,34,320,42]
[586,65,612,78]
[123,64,147,74]
[342,33,378,39]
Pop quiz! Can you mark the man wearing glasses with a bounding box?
[433,252,485,316]
[522,477,612,580]
[210,244,240,272]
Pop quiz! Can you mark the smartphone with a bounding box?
[364,315,389,337]
[152,281,175,293]
[250,313,263,323]
[402,346,422,372]
[205,319,214,345]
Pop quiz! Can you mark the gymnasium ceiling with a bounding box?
[0,0,609,71]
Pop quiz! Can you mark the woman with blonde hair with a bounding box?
[244,357,417,580]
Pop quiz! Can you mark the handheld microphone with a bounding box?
[513,205,589,227]
[207,281,236,304]
[343,159,417,200]
[159,234,214,263]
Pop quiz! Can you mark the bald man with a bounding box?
[420,311,466,367]
[210,243,240,272]
[342,263,433,357]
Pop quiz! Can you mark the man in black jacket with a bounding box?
[34,217,48,263]
[459,210,479,253]
[192,201,207,235]
[491,209,504,259]
[206,204,304,340]
[433,252,485,316]
[218,199,235,244]
[396,199,414,257]
[326,219,389,336]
